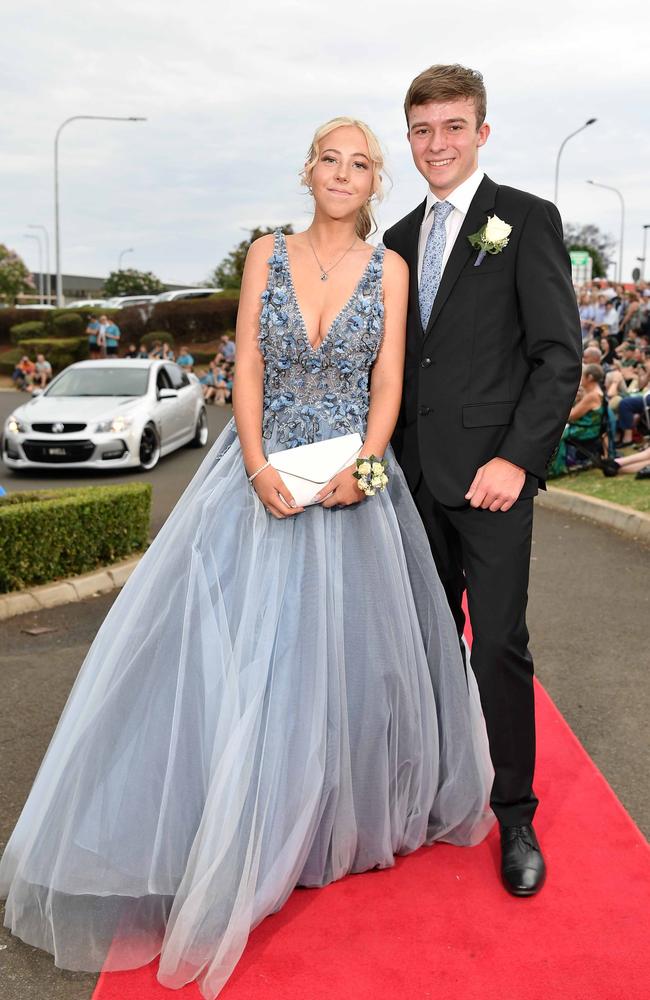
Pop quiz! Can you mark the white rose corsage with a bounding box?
[468,214,512,267]
[354,455,389,497]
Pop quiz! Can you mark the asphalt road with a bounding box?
[1,396,648,1000]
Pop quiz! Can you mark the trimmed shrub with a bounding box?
[17,337,87,370]
[0,309,46,346]
[140,330,175,349]
[146,297,239,343]
[10,320,46,344]
[0,483,151,593]
[51,312,85,338]
[0,346,23,375]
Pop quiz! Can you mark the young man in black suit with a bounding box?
[383,64,582,896]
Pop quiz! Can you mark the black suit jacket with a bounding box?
[383,175,582,506]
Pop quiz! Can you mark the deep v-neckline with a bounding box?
[280,232,378,354]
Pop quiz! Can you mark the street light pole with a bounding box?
[118,247,134,271]
[586,180,625,283]
[554,118,597,205]
[54,115,147,307]
[28,224,51,304]
[641,225,650,282]
[23,233,44,304]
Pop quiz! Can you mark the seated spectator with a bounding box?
[160,341,175,362]
[12,356,35,391]
[578,292,595,342]
[582,345,602,365]
[137,342,150,358]
[86,316,101,359]
[616,357,650,447]
[32,353,52,389]
[222,336,236,362]
[176,346,195,370]
[125,343,139,359]
[104,318,121,357]
[596,446,650,480]
[548,364,606,477]
[149,340,163,358]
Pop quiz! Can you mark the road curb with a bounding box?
[0,554,142,622]
[537,487,650,544]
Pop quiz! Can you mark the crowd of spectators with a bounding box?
[550,279,650,480]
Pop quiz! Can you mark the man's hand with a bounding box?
[465,457,526,512]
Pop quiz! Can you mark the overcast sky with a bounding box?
[2,0,648,286]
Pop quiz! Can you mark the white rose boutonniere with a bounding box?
[468,214,513,267]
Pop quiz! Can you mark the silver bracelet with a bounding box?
[248,461,270,483]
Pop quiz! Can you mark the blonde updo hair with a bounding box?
[300,117,386,241]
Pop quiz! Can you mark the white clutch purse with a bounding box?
[268,432,363,507]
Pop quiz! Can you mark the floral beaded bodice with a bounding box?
[258,230,385,447]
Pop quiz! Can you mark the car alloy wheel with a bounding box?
[139,422,160,470]
[192,408,209,447]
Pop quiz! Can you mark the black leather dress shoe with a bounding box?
[500,824,546,897]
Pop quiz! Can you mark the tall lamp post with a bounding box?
[553,118,597,205]
[118,247,134,271]
[28,224,51,304]
[23,232,44,304]
[54,115,147,307]
[640,224,650,281]
[586,180,625,283]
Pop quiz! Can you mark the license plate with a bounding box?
[48,447,67,455]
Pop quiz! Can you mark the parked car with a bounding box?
[3,359,208,472]
[65,299,111,309]
[104,295,158,309]
[152,288,221,304]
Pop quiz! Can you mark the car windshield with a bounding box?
[46,367,149,397]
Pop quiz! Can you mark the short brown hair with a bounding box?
[404,64,487,128]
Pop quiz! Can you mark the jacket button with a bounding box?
[421,357,432,368]
[418,405,431,416]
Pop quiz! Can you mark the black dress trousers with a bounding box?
[413,474,539,828]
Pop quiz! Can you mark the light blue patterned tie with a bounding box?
[419,200,454,328]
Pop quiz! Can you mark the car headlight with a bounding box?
[6,416,30,434]
[94,415,134,433]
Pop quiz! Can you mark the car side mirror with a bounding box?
[157,387,178,400]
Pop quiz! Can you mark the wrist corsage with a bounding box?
[354,455,389,496]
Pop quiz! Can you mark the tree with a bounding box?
[0,245,35,304]
[104,268,164,297]
[564,223,615,279]
[207,225,294,290]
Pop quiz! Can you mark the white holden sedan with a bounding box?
[3,360,209,472]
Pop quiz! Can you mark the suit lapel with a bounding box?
[404,199,427,336]
[423,175,499,338]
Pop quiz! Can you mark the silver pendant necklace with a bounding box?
[307,233,359,281]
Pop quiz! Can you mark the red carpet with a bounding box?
[94,611,650,1000]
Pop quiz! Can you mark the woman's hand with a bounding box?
[315,465,365,508]
[252,466,304,519]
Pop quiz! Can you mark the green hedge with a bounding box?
[0,483,151,593]
[0,301,239,348]
[51,312,85,338]
[0,347,23,376]
[0,307,121,347]
[10,321,46,343]
[17,337,86,370]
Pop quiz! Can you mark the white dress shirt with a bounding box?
[417,168,485,282]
